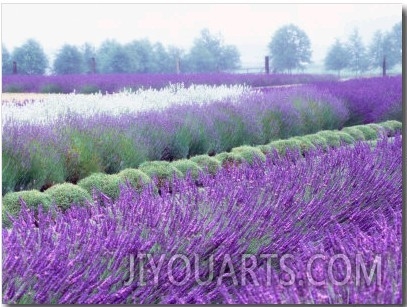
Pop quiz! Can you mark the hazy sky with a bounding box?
[1,3,401,67]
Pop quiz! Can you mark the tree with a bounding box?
[368,30,398,72]
[97,40,131,74]
[346,28,369,76]
[324,39,349,76]
[81,43,96,73]
[388,21,402,65]
[2,44,12,75]
[124,39,153,73]
[151,42,172,73]
[186,29,240,72]
[12,39,48,75]
[53,44,84,74]
[268,24,312,73]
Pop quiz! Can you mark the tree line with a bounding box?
[2,22,401,76]
[2,29,240,75]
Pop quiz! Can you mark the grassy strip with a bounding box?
[2,120,401,227]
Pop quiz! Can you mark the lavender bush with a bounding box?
[2,73,337,93]
[2,86,349,193]
[313,76,402,125]
[2,135,402,304]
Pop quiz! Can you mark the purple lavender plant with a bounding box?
[2,135,402,304]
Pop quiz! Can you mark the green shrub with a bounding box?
[379,120,402,136]
[95,131,146,174]
[214,152,245,166]
[45,183,91,210]
[3,84,24,93]
[118,168,152,191]
[366,123,386,135]
[80,85,100,94]
[267,139,302,155]
[138,161,183,181]
[40,83,64,93]
[291,137,317,153]
[256,144,274,155]
[231,146,266,164]
[335,132,355,145]
[66,132,103,182]
[316,131,341,147]
[171,160,203,179]
[341,127,366,141]
[190,155,221,175]
[2,190,52,227]
[78,173,127,199]
[297,134,328,149]
[352,126,377,140]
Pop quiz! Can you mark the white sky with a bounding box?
[1,3,402,67]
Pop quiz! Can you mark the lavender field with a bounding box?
[1,73,403,304]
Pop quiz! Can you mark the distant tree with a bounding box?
[268,24,312,73]
[167,46,185,73]
[97,40,131,73]
[2,44,12,75]
[324,39,349,76]
[12,39,48,75]
[53,44,84,74]
[151,42,171,73]
[81,43,96,73]
[346,29,369,76]
[186,29,240,72]
[124,39,154,73]
[388,21,402,65]
[368,30,398,72]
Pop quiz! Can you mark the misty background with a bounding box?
[1,3,402,76]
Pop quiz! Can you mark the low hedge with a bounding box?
[3,120,401,223]
[2,190,52,227]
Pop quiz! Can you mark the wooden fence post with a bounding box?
[382,55,386,77]
[265,56,270,74]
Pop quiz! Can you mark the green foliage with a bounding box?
[325,39,349,76]
[346,28,369,76]
[268,24,312,73]
[12,39,48,75]
[66,132,103,182]
[2,44,12,75]
[80,85,100,94]
[171,160,203,179]
[78,173,126,199]
[336,132,355,144]
[231,146,266,164]
[379,120,402,136]
[368,30,398,71]
[3,84,24,93]
[190,155,221,175]
[256,144,274,155]
[366,123,385,134]
[2,190,52,227]
[53,44,84,74]
[261,110,283,143]
[291,137,317,153]
[268,139,302,155]
[352,125,378,140]
[316,131,341,147]
[45,183,91,210]
[297,134,328,149]
[40,83,64,93]
[184,28,240,72]
[214,152,245,166]
[97,39,132,74]
[94,131,146,174]
[341,127,366,141]
[138,161,183,181]
[118,169,151,191]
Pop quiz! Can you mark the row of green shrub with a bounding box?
[2,120,401,227]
